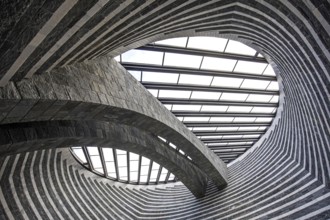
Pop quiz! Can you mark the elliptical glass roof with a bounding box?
[71,146,177,184]
[71,36,279,185]
[118,36,279,163]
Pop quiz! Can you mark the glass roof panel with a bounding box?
[103,148,114,162]
[90,155,102,168]
[187,37,228,52]
[211,77,243,88]
[234,61,268,75]
[183,117,210,122]
[164,52,202,68]
[158,90,191,99]
[217,127,239,131]
[122,49,163,65]
[240,79,271,90]
[201,57,237,71]
[263,64,276,76]
[238,126,260,131]
[220,93,249,101]
[255,117,273,122]
[233,117,256,122]
[128,71,141,81]
[87,146,99,155]
[193,127,217,131]
[142,72,179,84]
[200,105,228,112]
[155,37,188,47]
[210,117,234,122]
[225,40,256,56]
[270,95,279,103]
[172,104,201,111]
[147,89,158,97]
[266,81,279,91]
[251,107,275,113]
[246,94,273,102]
[179,74,213,86]
[227,106,253,113]
[72,147,87,163]
[190,91,221,100]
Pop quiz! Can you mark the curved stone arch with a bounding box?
[0,58,227,190]
[0,120,208,198]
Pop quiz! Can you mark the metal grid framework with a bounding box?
[117,37,279,164]
[71,146,177,184]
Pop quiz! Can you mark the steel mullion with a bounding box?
[147,161,153,184]
[165,171,171,183]
[127,152,130,182]
[98,147,108,178]
[138,45,268,63]
[113,149,119,181]
[159,99,278,107]
[173,112,275,117]
[82,146,94,170]
[122,64,276,81]
[156,167,162,184]
[137,155,142,184]
[142,82,278,95]
[185,122,270,127]
[204,138,259,143]
[196,131,264,136]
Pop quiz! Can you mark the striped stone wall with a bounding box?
[0,0,330,219]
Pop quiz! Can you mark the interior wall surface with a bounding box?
[0,0,330,219]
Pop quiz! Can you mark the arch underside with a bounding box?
[0,0,329,219]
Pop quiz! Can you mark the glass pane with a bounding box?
[72,148,87,163]
[130,171,138,182]
[141,157,150,166]
[270,95,279,103]
[142,72,179,84]
[179,74,213,86]
[233,117,256,122]
[103,148,114,162]
[183,117,210,122]
[190,91,221,100]
[227,106,253,113]
[147,89,158,97]
[217,127,239,131]
[164,52,202,68]
[201,57,237,71]
[130,161,139,172]
[106,162,116,173]
[242,134,260,138]
[187,37,228,52]
[193,127,217,131]
[119,167,127,180]
[164,104,172,110]
[121,49,163,65]
[140,175,148,182]
[172,104,201,111]
[238,127,260,131]
[211,77,243,88]
[246,94,273,102]
[255,117,273,122]
[240,79,271,90]
[220,93,248,101]
[200,105,228,112]
[155,37,187,47]
[90,155,102,168]
[234,61,267,75]
[128,71,141,81]
[225,40,256,56]
[158,90,191,99]
[209,117,234,122]
[140,166,149,176]
[263,64,276,76]
[251,107,275,113]
[266,81,279,91]
[87,146,99,156]
[200,135,222,139]
[222,135,243,139]
[117,154,127,167]
[130,152,139,161]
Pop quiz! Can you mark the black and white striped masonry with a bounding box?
[0,0,330,219]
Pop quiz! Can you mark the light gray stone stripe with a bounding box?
[20,153,42,220]
[253,185,325,220]
[47,150,74,220]
[65,163,97,220]
[53,152,84,219]
[0,0,78,86]
[296,204,330,220]
[30,151,54,220]
[0,157,15,220]
[39,150,65,220]
[25,0,108,78]
[62,0,154,66]
[9,154,29,219]
[48,0,134,71]
[71,168,109,219]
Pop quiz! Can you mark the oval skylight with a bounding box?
[71,146,177,184]
[118,36,279,163]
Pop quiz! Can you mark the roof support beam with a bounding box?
[159,99,278,107]
[143,82,278,95]
[122,63,276,81]
[139,44,268,63]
